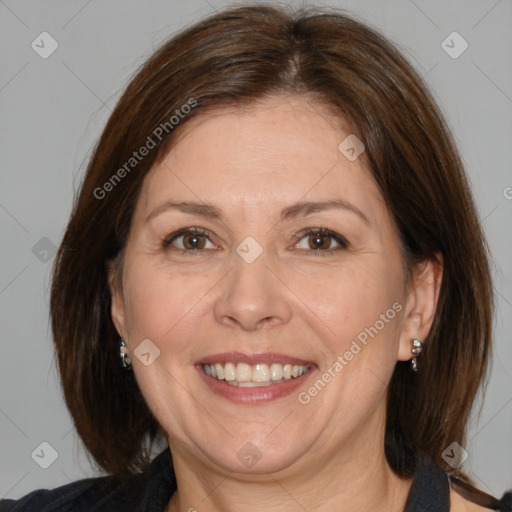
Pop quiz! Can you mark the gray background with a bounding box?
[1,0,511,500]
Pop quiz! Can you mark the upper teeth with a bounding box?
[203,362,308,386]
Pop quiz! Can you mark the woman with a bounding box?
[1,4,510,511]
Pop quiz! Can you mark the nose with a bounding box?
[213,255,293,332]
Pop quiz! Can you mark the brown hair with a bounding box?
[51,4,493,484]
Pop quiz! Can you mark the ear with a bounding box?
[108,258,128,340]
[397,254,443,361]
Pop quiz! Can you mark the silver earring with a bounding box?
[411,338,423,372]
[119,338,132,370]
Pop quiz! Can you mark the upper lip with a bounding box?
[195,352,315,367]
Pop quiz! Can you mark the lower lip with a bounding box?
[195,365,317,404]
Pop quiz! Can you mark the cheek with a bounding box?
[303,258,405,361]
[307,263,405,414]
[120,261,217,420]
[301,255,402,318]
[122,257,218,346]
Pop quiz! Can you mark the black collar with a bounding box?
[136,449,512,512]
[403,453,450,511]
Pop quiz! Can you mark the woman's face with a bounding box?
[111,94,434,477]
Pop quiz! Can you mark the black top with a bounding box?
[1,450,510,512]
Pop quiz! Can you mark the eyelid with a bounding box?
[292,227,349,251]
[162,226,348,253]
[163,227,217,250]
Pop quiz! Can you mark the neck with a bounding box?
[166,407,412,512]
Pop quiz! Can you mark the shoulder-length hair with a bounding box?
[51,4,493,483]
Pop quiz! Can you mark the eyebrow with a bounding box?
[281,199,370,225]
[146,201,223,223]
[146,199,369,225]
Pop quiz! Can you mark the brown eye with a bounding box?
[308,232,332,250]
[294,228,348,252]
[182,232,206,250]
[165,229,215,251]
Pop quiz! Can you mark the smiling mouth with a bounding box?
[202,361,312,387]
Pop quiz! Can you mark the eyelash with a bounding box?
[163,227,214,253]
[293,227,349,254]
[162,227,349,254]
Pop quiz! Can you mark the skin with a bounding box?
[110,94,484,511]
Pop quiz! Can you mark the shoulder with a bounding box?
[0,475,127,512]
[450,488,493,511]
[450,484,512,512]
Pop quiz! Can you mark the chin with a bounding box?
[208,444,305,476]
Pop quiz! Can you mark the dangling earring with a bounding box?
[119,338,132,370]
[411,338,423,372]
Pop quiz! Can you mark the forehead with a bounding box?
[137,95,383,220]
